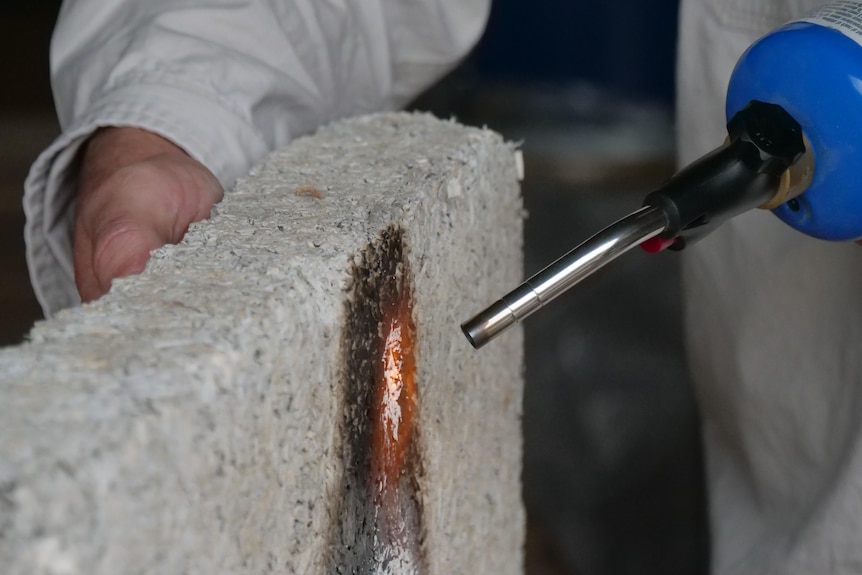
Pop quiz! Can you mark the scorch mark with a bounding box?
[330,227,425,574]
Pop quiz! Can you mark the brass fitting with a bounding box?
[759,134,815,209]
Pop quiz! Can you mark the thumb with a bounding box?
[76,217,167,301]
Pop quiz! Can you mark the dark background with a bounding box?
[0,1,708,574]
[0,0,60,345]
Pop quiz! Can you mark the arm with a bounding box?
[26,0,491,313]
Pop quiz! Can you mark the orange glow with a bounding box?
[370,294,417,503]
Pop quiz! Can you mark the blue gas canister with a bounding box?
[727,1,862,240]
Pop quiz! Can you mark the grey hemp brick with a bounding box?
[0,113,525,574]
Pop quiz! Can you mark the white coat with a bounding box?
[680,1,862,573]
[24,0,492,313]
[23,0,862,572]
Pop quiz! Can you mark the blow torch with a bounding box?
[462,1,862,348]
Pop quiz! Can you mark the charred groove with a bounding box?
[329,226,426,574]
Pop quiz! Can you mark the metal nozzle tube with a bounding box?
[461,206,669,349]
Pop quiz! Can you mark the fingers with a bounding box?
[74,128,223,302]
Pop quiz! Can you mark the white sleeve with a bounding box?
[25,0,491,316]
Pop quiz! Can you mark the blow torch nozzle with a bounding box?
[462,206,669,348]
[462,100,810,349]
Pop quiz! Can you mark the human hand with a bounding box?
[74,127,223,302]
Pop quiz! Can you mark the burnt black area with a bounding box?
[328,226,426,574]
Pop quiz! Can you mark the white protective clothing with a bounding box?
[24,0,490,314]
[679,0,862,573]
[23,0,862,573]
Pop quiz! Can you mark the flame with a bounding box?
[371,296,417,496]
[367,285,423,568]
